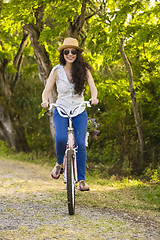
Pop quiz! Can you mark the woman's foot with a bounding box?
[79,180,90,191]
[51,163,62,179]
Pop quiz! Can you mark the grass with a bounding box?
[78,178,160,220]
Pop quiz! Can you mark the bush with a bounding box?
[143,165,160,183]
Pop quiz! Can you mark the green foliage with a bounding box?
[143,165,160,183]
[0,0,160,176]
[0,140,13,155]
[38,108,49,119]
[6,63,17,74]
[23,64,38,81]
[11,57,53,153]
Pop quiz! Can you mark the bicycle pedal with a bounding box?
[60,168,64,174]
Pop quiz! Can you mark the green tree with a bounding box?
[0,1,29,151]
[1,0,160,176]
[3,0,97,149]
[86,0,160,173]
[0,0,90,151]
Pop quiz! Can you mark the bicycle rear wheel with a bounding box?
[67,149,75,215]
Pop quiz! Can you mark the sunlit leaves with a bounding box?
[0,0,159,166]
[6,63,17,74]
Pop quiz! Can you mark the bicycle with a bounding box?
[44,101,91,215]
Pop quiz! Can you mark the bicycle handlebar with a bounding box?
[43,101,92,118]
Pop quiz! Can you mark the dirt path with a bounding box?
[0,157,159,240]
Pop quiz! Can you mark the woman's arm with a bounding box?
[87,70,99,105]
[41,69,57,108]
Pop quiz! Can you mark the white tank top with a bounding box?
[50,64,85,116]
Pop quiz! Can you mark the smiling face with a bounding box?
[63,48,77,64]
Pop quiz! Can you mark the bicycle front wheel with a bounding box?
[67,149,75,215]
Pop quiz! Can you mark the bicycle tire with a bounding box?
[67,149,75,215]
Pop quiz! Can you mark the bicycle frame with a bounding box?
[63,116,78,187]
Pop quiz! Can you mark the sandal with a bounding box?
[51,163,62,179]
[79,180,90,191]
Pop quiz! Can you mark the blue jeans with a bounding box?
[53,108,88,181]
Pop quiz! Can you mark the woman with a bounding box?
[41,37,98,191]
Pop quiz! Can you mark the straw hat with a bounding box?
[58,37,83,53]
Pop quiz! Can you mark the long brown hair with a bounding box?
[59,50,91,95]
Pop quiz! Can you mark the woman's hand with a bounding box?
[90,98,99,105]
[41,101,49,108]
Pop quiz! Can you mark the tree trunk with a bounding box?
[0,32,30,152]
[23,23,56,141]
[23,6,57,149]
[0,101,30,152]
[119,37,145,173]
[68,0,87,39]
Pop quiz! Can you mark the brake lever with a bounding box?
[88,100,100,111]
